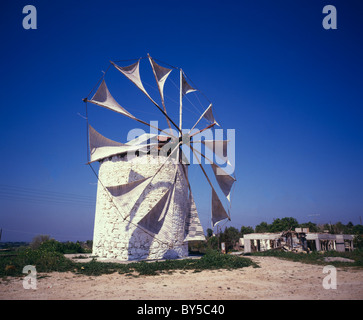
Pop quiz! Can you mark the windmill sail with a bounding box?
[137,151,180,241]
[107,177,152,220]
[202,140,228,159]
[111,60,160,107]
[113,59,181,134]
[190,104,219,132]
[127,133,158,146]
[189,145,235,202]
[202,104,218,125]
[211,163,236,202]
[182,73,197,95]
[88,125,158,163]
[111,60,148,96]
[137,182,175,239]
[211,188,230,227]
[148,57,172,104]
[89,125,124,163]
[184,192,206,241]
[149,55,174,133]
[88,80,135,119]
[89,124,125,150]
[191,139,231,167]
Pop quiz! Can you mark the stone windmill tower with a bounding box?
[83,54,236,261]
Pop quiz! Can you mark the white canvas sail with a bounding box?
[188,145,234,201]
[112,60,159,107]
[202,104,219,125]
[211,163,236,202]
[202,140,229,161]
[88,125,157,163]
[137,185,174,236]
[184,192,206,241]
[211,188,229,227]
[191,139,231,166]
[148,57,172,104]
[88,80,135,119]
[190,104,219,131]
[127,133,158,146]
[137,157,179,242]
[182,73,197,95]
[107,177,152,220]
[156,180,178,243]
[149,56,175,132]
[89,124,125,150]
[111,60,146,94]
[89,125,124,163]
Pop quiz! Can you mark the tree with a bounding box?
[220,226,241,250]
[270,217,299,232]
[255,221,269,233]
[206,228,213,238]
[207,235,218,250]
[353,224,363,235]
[30,234,52,249]
[38,239,64,253]
[322,223,331,233]
[299,221,318,232]
[240,226,254,236]
[332,222,345,234]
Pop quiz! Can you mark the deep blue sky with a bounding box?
[0,0,362,241]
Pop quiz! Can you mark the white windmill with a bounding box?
[83,54,236,261]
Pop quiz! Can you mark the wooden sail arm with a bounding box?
[151,141,182,181]
[190,122,217,138]
[150,96,182,136]
[191,145,212,164]
[190,145,214,190]
[134,117,174,137]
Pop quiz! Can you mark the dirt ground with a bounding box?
[1,256,363,300]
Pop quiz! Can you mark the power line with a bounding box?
[0,184,94,200]
[0,184,95,207]
[0,190,93,203]
[1,227,92,240]
[0,194,94,207]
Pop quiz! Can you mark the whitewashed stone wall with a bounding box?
[92,153,189,261]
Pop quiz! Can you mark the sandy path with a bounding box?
[1,256,363,300]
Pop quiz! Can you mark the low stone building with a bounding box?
[242,228,354,253]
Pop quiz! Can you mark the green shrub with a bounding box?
[0,248,75,277]
[36,240,88,254]
[38,239,65,253]
[1,248,257,278]
[74,250,258,277]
